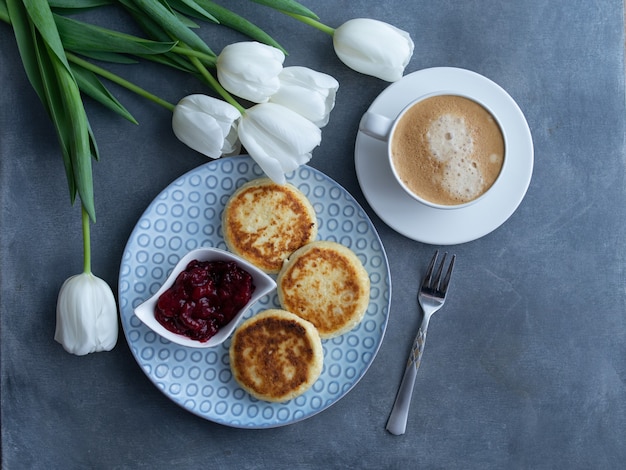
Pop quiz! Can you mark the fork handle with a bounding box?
[386,322,429,435]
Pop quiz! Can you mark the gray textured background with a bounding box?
[1,0,625,468]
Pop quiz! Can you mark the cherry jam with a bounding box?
[155,260,255,342]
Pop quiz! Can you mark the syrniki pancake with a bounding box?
[277,241,370,339]
[229,309,323,402]
[222,178,317,274]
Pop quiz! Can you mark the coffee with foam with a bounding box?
[390,95,504,206]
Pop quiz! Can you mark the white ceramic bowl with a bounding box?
[133,247,276,348]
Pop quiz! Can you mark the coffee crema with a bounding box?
[390,95,505,206]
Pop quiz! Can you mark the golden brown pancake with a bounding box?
[229,309,323,402]
[222,178,317,274]
[277,241,370,339]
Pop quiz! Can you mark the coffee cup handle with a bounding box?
[359,112,394,141]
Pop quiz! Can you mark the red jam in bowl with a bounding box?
[155,260,255,342]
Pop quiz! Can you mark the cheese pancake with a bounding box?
[277,241,370,339]
[229,309,323,402]
[222,178,317,274]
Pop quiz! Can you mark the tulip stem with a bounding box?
[66,53,176,112]
[282,12,335,36]
[187,55,246,114]
[82,205,91,275]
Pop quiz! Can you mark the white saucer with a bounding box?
[354,67,533,245]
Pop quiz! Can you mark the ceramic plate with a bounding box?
[118,156,391,428]
[355,67,534,245]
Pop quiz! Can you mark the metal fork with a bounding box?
[386,250,456,435]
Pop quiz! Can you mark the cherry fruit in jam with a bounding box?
[155,260,255,342]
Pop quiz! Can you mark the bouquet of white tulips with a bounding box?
[1,0,414,355]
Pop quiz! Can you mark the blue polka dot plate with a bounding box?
[118,155,391,428]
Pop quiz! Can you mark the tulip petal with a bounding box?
[238,103,321,183]
[173,108,226,158]
[217,42,285,103]
[172,94,241,158]
[54,273,118,355]
[270,66,338,127]
[333,18,414,82]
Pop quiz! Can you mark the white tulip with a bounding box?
[54,272,118,356]
[333,18,414,82]
[172,94,241,159]
[269,66,339,128]
[238,103,322,184]
[217,42,285,103]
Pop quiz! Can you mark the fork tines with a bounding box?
[423,250,456,295]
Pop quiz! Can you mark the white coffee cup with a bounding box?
[359,92,507,210]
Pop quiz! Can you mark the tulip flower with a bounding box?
[55,272,119,356]
[333,19,414,82]
[285,14,414,82]
[216,42,285,103]
[269,66,339,127]
[172,94,241,159]
[238,103,322,184]
[55,207,118,355]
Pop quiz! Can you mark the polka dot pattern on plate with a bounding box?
[118,156,391,429]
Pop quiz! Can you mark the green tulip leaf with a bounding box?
[73,50,139,64]
[48,0,112,9]
[54,14,177,55]
[250,0,319,20]
[6,0,48,104]
[23,0,72,73]
[71,64,139,124]
[167,0,217,24]
[127,0,214,55]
